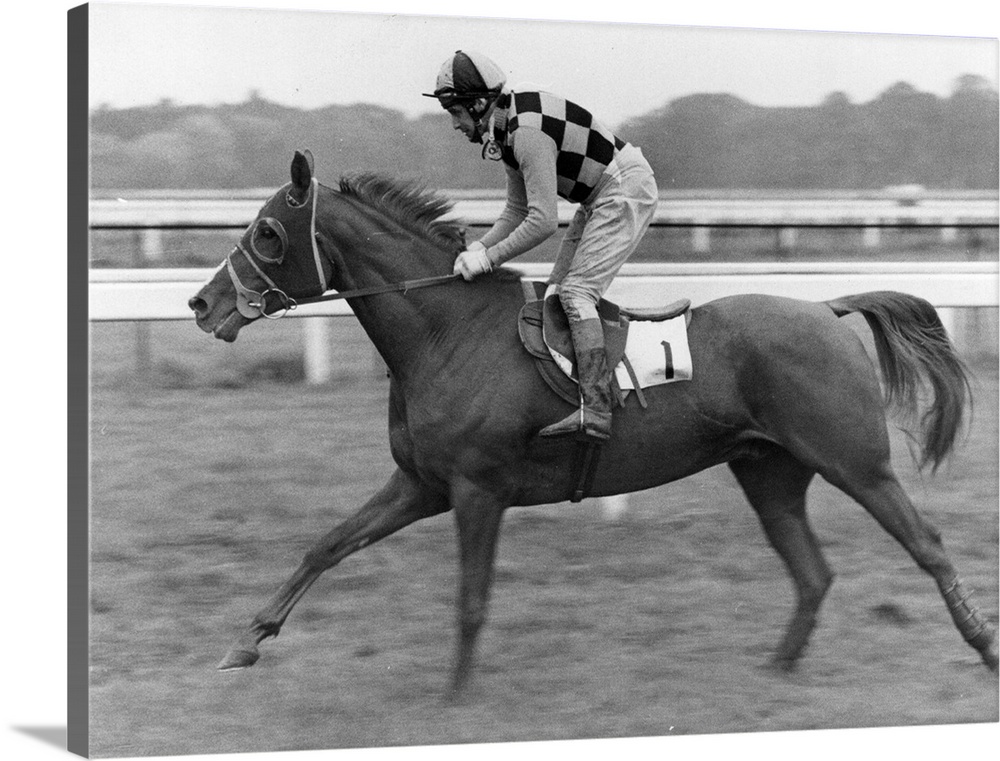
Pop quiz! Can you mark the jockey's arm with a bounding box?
[478,128,559,267]
[477,165,528,246]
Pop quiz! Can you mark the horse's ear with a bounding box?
[289,150,314,203]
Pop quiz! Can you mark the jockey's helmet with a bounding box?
[423,50,506,111]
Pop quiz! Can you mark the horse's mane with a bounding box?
[338,173,467,253]
[336,172,524,284]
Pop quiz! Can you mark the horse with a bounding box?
[189,150,998,696]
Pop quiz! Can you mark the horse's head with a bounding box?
[189,150,333,342]
[191,150,482,343]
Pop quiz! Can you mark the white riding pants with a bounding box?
[548,144,658,322]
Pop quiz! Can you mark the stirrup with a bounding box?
[539,407,611,441]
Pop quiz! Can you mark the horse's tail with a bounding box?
[825,291,972,472]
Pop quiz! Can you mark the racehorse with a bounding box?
[189,150,998,696]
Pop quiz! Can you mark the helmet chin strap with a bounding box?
[464,103,486,144]
[466,98,497,148]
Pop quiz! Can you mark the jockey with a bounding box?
[424,50,658,442]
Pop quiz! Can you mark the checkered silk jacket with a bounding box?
[492,89,627,204]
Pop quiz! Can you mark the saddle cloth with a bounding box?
[518,281,693,407]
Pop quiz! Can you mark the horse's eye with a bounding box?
[250,217,288,264]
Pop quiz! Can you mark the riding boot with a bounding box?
[539,317,613,441]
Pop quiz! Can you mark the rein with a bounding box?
[292,273,462,307]
[226,176,461,320]
[237,258,461,321]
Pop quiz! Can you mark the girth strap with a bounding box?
[570,440,603,504]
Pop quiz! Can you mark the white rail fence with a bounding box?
[89,261,1000,319]
[90,191,998,383]
[89,191,998,373]
[90,260,999,379]
[91,192,999,256]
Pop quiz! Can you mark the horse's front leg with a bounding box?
[218,467,448,671]
[448,476,508,699]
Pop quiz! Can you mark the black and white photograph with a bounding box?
[11,1,1000,760]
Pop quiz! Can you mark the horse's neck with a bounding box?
[330,220,517,378]
[349,272,523,382]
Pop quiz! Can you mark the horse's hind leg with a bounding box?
[729,449,832,669]
[830,464,998,672]
[218,468,448,671]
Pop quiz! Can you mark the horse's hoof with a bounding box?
[444,683,470,706]
[217,646,260,671]
[982,643,998,673]
[768,655,799,674]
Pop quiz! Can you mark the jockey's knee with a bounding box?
[557,285,599,322]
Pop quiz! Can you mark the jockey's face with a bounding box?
[447,104,480,143]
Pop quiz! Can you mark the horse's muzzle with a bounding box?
[189,269,252,341]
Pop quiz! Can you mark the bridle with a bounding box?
[226,176,460,320]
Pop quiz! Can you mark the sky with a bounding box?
[87,0,999,128]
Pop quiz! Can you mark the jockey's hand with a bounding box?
[453,241,493,281]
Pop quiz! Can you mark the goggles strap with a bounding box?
[308,177,327,291]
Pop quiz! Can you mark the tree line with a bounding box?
[90,75,998,191]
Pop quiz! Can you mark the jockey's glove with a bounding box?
[453,241,493,281]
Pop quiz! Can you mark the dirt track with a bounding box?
[88,320,998,757]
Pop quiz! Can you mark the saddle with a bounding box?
[517,280,691,409]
